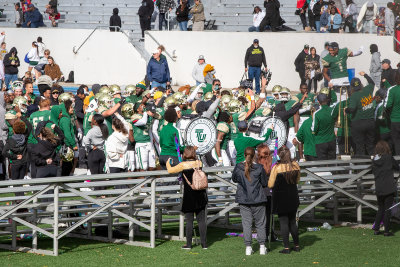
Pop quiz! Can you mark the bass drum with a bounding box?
[184,117,217,155]
[260,117,287,151]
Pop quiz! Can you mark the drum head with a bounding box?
[185,117,217,155]
[261,117,287,151]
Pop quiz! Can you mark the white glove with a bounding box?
[216,159,223,167]
[353,46,363,56]
[77,128,83,141]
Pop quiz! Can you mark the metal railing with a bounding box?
[145,31,177,61]
[0,159,393,256]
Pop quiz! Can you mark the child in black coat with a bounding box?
[372,140,399,236]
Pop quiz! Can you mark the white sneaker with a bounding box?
[260,245,267,255]
[245,246,253,256]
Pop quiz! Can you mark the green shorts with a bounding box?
[29,61,38,67]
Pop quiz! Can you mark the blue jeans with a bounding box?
[179,21,188,31]
[248,26,260,32]
[248,66,261,93]
[151,81,167,89]
[159,13,168,30]
[4,74,18,90]
[315,21,321,33]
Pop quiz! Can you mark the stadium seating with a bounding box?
[0,0,394,36]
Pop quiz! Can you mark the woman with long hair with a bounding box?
[105,114,130,174]
[176,0,189,31]
[372,140,399,236]
[166,146,207,249]
[304,47,321,94]
[232,147,269,256]
[27,41,39,73]
[44,56,62,81]
[268,146,301,254]
[257,144,277,242]
[83,114,109,175]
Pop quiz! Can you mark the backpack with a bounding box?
[24,53,30,64]
[183,161,208,190]
[66,71,74,83]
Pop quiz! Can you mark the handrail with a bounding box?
[73,26,125,54]
[145,31,177,62]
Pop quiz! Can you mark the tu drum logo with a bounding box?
[270,130,278,139]
[195,129,206,143]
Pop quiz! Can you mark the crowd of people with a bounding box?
[295,0,397,35]
[0,25,400,254]
[11,0,59,28]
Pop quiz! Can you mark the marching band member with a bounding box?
[375,89,393,152]
[213,111,232,167]
[383,72,400,155]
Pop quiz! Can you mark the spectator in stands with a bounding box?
[294,44,309,85]
[375,7,386,36]
[385,2,395,36]
[319,3,331,32]
[320,42,330,87]
[260,0,284,32]
[190,0,205,31]
[372,140,399,236]
[45,0,58,27]
[369,44,381,89]
[0,53,4,90]
[357,1,378,34]
[268,146,301,254]
[249,6,266,32]
[232,147,269,256]
[192,55,206,85]
[306,0,316,31]
[15,3,23,28]
[109,8,122,32]
[244,39,267,94]
[312,0,324,33]
[34,49,50,78]
[329,6,342,33]
[50,85,61,106]
[343,0,358,33]
[3,47,20,90]
[296,0,308,30]
[166,146,208,250]
[147,48,171,89]
[44,56,62,82]
[176,0,189,31]
[27,41,39,74]
[157,0,176,31]
[22,4,45,28]
[304,47,321,93]
[138,0,154,41]
[83,114,109,175]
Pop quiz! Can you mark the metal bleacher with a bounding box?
[0,0,394,34]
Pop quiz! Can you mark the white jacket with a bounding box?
[192,62,206,83]
[0,60,4,80]
[37,42,46,58]
[27,47,40,62]
[253,11,265,27]
[106,131,129,169]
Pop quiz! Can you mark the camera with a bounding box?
[261,69,272,82]
[145,102,157,113]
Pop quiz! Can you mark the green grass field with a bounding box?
[1,221,399,267]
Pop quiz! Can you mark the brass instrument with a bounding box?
[335,86,343,128]
[335,86,350,154]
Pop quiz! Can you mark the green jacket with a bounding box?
[234,129,272,164]
[160,122,184,157]
[384,85,400,122]
[59,113,76,148]
[347,83,374,121]
[375,102,391,134]
[296,117,317,157]
[312,104,337,144]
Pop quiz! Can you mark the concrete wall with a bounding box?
[0,27,146,85]
[145,31,399,91]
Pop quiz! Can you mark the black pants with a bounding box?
[307,77,318,94]
[36,165,58,202]
[88,149,105,175]
[159,155,179,170]
[305,155,318,161]
[278,211,299,248]
[308,9,315,29]
[351,119,375,156]
[299,12,307,29]
[330,27,339,33]
[185,208,207,247]
[110,167,127,189]
[298,71,306,85]
[315,140,336,160]
[78,145,87,169]
[140,17,151,38]
[337,136,356,155]
[391,122,400,155]
[373,193,394,233]
[265,196,277,240]
[61,160,73,176]
[11,164,27,197]
[159,13,167,30]
[27,143,37,178]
